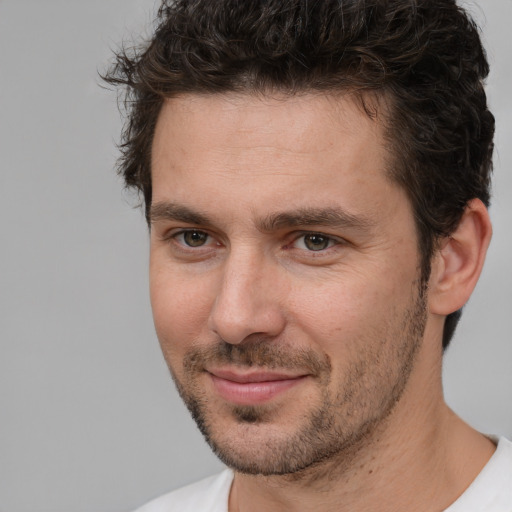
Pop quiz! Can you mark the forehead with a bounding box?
[152,92,386,162]
[150,92,405,225]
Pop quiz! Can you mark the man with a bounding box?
[105,0,512,510]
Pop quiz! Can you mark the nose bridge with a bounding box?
[208,245,285,344]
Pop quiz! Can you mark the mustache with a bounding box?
[183,337,332,376]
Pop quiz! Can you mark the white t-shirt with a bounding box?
[134,437,512,512]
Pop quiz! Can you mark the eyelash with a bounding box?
[166,229,341,254]
[290,232,339,252]
[169,230,218,249]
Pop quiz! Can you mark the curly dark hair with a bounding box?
[104,0,494,350]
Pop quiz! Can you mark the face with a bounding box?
[150,93,427,475]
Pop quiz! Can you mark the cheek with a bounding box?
[149,265,215,363]
[287,267,412,354]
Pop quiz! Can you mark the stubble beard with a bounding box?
[168,285,427,477]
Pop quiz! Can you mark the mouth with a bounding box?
[206,368,309,405]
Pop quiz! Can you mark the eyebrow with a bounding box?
[150,201,374,234]
[257,207,375,233]
[150,202,211,226]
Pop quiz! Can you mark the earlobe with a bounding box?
[429,199,492,315]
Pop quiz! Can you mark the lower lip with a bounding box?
[209,374,307,405]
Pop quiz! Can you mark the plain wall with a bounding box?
[0,1,510,511]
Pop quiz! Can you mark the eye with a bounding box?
[294,233,336,251]
[176,230,210,247]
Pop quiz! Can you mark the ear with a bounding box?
[429,199,492,315]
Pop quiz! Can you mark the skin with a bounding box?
[149,92,495,512]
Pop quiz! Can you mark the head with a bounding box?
[105,0,494,350]
[105,0,494,478]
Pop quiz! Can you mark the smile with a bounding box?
[207,369,309,405]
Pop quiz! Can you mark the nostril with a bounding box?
[207,256,286,344]
[208,294,286,345]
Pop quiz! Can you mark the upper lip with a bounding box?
[207,368,308,383]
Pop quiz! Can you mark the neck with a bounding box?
[229,339,495,512]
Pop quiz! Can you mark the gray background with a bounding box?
[0,1,510,511]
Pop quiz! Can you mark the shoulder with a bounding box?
[445,436,512,512]
[133,469,234,512]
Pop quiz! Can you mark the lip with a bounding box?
[207,368,309,405]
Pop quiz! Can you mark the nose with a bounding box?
[207,249,287,344]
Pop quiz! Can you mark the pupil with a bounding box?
[305,234,328,251]
[184,231,207,247]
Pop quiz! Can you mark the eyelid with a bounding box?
[159,227,346,253]
[161,226,207,239]
[288,231,345,251]
[162,228,219,248]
